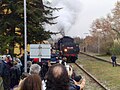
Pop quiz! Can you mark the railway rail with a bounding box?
[74,62,110,90]
[80,52,120,66]
[74,52,120,89]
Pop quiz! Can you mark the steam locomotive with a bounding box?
[55,36,80,63]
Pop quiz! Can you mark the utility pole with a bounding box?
[24,0,27,72]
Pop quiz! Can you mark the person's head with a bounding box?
[27,61,32,68]
[45,64,69,90]
[5,55,12,63]
[29,64,41,74]
[5,55,12,62]
[20,74,42,90]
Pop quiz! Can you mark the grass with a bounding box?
[85,52,120,63]
[97,55,120,63]
[77,54,120,90]
[72,63,104,90]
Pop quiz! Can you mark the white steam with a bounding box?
[44,0,81,37]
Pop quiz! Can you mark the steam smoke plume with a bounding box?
[44,0,81,37]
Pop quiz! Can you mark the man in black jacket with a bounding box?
[111,55,117,67]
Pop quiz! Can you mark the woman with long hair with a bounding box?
[20,74,42,90]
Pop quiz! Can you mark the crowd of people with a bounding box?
[0,53,86,90]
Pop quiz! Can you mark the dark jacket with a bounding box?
[0,60,4,77]
[2,61,11,90]
[10,65,21,88]
[111,55,116,62]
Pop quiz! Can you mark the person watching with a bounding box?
[29,64,41,75]
[45,64,69,90]
[19,74,42,90]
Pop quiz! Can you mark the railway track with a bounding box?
[74,62,110,90]
[80,52,120,66]
[73,52,120,89]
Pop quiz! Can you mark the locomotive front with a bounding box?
[56,36,80,63]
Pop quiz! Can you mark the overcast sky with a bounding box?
[44,0,119,39]
[67,0,119,38]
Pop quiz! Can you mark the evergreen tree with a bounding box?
[0,0,57,55]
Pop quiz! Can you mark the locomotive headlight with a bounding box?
[64,49,67,52]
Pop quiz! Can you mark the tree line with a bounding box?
[83,1,120,55]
